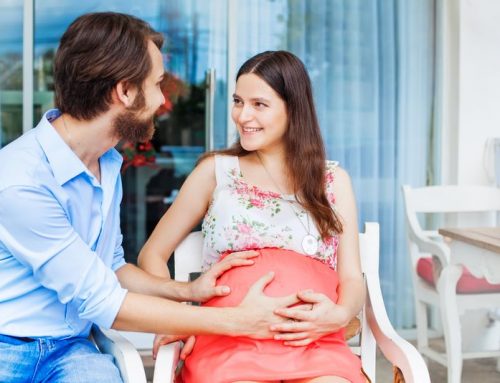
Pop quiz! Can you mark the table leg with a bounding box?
[436,264,463,383]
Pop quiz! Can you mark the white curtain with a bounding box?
[234,0,439,328]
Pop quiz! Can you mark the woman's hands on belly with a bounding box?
[270,290,351,346]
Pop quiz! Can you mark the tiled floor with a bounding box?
[376,338,500,382]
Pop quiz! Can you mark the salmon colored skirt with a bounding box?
[179,248,365,383]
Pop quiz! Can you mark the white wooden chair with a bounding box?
[152,222,430,383]
[91,325,148,383]
[402,185,500,383]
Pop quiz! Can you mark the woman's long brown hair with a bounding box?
[200,50,342,238]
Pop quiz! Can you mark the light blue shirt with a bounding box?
[0,109,128,339]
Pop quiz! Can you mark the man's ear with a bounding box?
[114,81,138,108]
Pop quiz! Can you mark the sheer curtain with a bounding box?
[234,0,438,328]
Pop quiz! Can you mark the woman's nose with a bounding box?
[236,105,253,124]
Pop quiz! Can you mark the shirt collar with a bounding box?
[35,109,123,186]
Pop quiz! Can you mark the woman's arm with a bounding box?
[135,156,259,303]
[133,156,221,302]
[138,156,216,278]
[271,167,365,345]
[331,166,365,321]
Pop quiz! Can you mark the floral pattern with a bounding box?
[230,168,283,216]
[201,156,340,271]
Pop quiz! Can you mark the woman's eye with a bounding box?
[255,102,267,108]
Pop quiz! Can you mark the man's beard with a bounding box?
[114,91,156,143]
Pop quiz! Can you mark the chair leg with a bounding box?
[436,264,463,383]
[415,299,429,351]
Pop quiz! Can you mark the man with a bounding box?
[0,12,296,382]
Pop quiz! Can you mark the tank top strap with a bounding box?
[214,155,240,188]
[325,160,339,204]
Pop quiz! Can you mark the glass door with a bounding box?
[117,1,229,264]
[28,0,229,264]
[0,0,23,148]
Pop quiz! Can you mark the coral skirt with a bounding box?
[179,248,366,383]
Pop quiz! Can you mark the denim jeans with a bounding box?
[0,334,123,383]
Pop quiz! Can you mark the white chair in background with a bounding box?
[153,223,430,383]
[402,185,500,383]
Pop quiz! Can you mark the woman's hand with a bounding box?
[270,290,351,346]
[152,334,196,361]
[188,250,259,302]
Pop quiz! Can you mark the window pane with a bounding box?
[0,0,23,148]
[33,1,228,265]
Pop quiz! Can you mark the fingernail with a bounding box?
[274,335,281,340]
[221,286,230,293]
[270,325,276,331]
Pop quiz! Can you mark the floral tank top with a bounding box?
[201,155,340,271]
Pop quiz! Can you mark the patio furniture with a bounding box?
[402,185,500,383]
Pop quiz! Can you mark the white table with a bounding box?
[437,227,500,383]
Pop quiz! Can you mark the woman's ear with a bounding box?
[114,81,138,108]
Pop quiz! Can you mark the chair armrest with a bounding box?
[365,275,430,383]
[91,325,147,383]
[410,231,450,267]
[153,342,181,383]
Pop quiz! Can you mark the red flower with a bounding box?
[121,140,157,173]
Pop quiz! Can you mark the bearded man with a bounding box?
[0,12,296,383]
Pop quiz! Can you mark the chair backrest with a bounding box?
[174,223,381,379]
[402,185,500,214]
[401,185,500,266]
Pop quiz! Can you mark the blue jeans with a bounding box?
[0,334,123,383]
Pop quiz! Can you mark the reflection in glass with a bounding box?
[0,0,23,148]
[29,1,229,264]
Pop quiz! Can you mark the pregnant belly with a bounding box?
[203,248,339,308]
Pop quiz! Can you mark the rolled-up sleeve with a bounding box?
[0,185,127,328]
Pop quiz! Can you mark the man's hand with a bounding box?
[270,290,351,346]
[188,250,259,302]
[235,272,300,339]
[152,334,196,360]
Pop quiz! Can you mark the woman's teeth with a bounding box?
[242,127,263,132]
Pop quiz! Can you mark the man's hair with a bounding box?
[54,12,164,120]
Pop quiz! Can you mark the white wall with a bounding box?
[441,0,500,185]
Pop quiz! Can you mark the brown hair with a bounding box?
[203,50,342,237]
[54,12,164,120]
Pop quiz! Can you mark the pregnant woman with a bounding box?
[139,50,366,383]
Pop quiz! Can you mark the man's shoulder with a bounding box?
[0,130,51,192]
